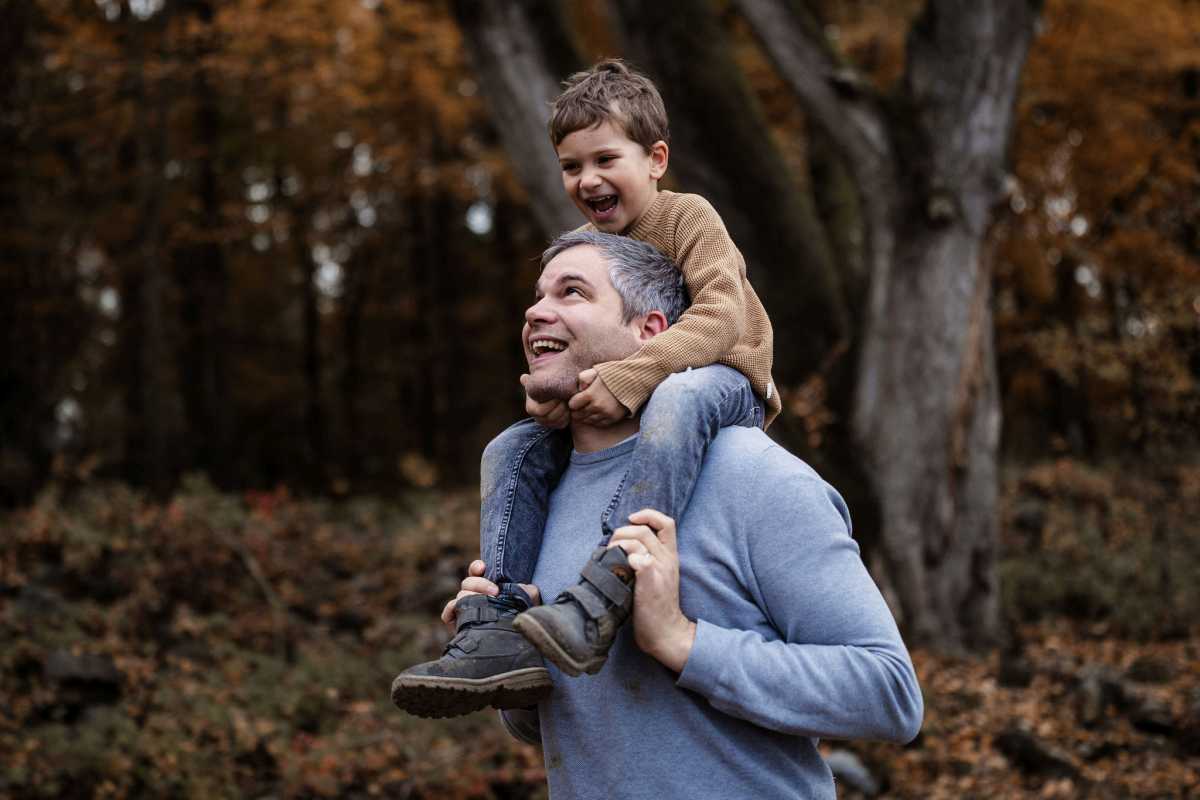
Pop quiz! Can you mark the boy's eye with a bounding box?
[598,155,615,164]
[561,163,579,173]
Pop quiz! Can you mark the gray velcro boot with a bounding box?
[390,593,552,718]
[512,546,634,677]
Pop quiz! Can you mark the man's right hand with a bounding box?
[440,559,541,634]
[521,374,570,429]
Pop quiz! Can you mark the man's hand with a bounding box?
[607,509,696,672]
[568,369,628,427]
[520,374,570,429]
[440,559,541,635]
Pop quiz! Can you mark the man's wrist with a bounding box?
[652,617,697,673]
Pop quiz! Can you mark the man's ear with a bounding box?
[637,310,669,341]
[648,140,668,180]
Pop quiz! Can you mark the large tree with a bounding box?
[454,0,1039,651]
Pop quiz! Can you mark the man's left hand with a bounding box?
[607,509,697,673]
[568,369,627,427]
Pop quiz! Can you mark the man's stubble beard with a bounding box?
[524,332,635,404]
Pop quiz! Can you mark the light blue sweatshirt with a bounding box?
[502,428,923,799]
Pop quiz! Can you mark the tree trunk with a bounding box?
[739,0,1036,650]
[176,1,232,484]
[450,0,581,239]
[339,248,368,488]
[132,21,174,496]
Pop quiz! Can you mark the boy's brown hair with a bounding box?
[549,59,669,152]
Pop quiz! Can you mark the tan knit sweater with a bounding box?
[588,190,781,427]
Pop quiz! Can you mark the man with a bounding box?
[444,231,923,798]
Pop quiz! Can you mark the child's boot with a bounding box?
[391,590,552,718]
[513,546,634,676]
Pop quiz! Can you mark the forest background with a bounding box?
[1,0,1198,797]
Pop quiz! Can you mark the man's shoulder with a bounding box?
[705,427,820,482]
[701,428,853,534]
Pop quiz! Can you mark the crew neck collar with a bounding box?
[570,434,639,465]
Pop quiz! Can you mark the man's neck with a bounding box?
[571,417,640,454]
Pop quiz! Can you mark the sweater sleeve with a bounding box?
[594,196,749,415]
[676,465,924,744]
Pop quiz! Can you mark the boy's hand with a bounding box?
[520,374,570,429]
[568,369,627,427]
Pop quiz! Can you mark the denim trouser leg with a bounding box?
[479,418,572,592]
[599,364,762,542]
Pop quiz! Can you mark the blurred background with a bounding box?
[1,0,1198,798]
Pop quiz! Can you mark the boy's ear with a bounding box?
[637,310,669,341]
[648,140,668,180]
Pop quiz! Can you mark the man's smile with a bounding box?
[528,335,569,363]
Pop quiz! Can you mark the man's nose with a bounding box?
[525,298,556,324]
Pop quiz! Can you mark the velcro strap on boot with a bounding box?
[562,584,612,621]
[455,603,500,630]
[580,559,632,609]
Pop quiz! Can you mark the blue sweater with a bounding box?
[502,428,923,799]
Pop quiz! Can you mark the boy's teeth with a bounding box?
[588,195,618,213]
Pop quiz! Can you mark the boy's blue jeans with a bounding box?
[479,365,764,593]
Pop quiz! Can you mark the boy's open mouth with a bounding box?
[530,338,568,358]
[585,195,618,216]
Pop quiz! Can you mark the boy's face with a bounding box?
[556,119,668,234]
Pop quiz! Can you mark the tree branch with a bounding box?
[451,0,581,239]
[733,0,892,184]
[900,0,1039,231]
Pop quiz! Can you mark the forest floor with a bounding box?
[1,464,1198,799]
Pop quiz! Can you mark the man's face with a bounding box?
[522,245,644,402]
[556,119,667,234]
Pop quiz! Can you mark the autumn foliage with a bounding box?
[2,0,1198,797]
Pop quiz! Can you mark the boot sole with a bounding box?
[390,667,552,719]
[512,614,607,678]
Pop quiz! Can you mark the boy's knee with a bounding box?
[653,366,734,410]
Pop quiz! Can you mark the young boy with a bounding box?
[391,59,780,718]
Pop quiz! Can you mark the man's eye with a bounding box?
[564,286,582,296]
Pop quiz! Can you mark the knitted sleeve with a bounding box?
[594,196,748,415]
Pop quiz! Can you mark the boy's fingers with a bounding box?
[577,368,597,389]
[469,560,486,577]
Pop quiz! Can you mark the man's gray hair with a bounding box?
[540,230,687,325]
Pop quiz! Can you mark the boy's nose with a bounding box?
[580,169,602,190]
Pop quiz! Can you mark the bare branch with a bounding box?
[733,0,892,184]
[451,0,580,239]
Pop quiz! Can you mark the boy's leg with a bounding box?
[601,364,760,540]
[480,418,573,592]
[392,419,571,718]
[515,366,761,676]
